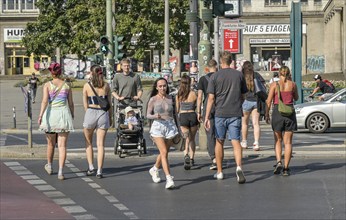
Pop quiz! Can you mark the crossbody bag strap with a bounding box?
[49,81,64,104]
[276,82,282,101]
[88,82,99,97]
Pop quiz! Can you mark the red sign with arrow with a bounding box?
[223,29,240,53]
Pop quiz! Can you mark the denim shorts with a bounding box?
[214,117,241,141]
[150,119,179,139]
[242,100,257,112]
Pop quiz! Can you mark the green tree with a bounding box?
[22,0,106,59]
[114,0,190,60]
[22,0,190,61]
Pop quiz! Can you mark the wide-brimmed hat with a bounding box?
[125,106,135,115]
[48,63,62,75]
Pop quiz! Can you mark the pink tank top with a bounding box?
[274,91,294,105]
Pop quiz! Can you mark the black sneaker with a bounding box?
[191,159,195,166]
[184,154,191,170]
[209,162,217,170]
[273,161,283,175]
[282,168,291,176]
[86,168,95,176]
[96,173,103,179]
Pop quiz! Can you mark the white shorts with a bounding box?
[150,120,178,139]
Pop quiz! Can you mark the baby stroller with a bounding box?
[114,98,146,158]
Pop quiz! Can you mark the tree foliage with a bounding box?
[22,0,190,61]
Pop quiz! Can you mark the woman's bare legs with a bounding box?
[84,128,95,170]
[96,128,107,174]
[153,137,171,176]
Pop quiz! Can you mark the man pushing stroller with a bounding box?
[112,58,143,105]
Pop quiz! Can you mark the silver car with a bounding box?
[294,88,346,133]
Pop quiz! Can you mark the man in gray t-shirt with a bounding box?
[112,58,143,105]
[204,51,247,184]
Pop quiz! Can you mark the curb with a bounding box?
[1,144,345,160]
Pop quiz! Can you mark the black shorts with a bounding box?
[271,105,297,132]
[179,112,198,127]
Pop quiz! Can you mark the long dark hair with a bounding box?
[242,61,254,92]
[90,65,105,88]
[177,74,191,102]
[146,77,170,118]
[149,77,170,98]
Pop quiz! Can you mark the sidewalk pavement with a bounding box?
[1,126,345,160]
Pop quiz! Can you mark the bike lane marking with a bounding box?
[3,161,96,220]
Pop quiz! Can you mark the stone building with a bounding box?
[234,0,345,77]
[0,0,345,77]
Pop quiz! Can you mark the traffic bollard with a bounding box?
[13,107,16,129]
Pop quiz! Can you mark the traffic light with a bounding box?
[114,35,126,61]
[212,0,240,17]
[100,35,109,55]
[87,53,104,65]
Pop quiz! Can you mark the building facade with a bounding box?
[0,0,51,76]
[0,0,345,77]
[230,0,345,77]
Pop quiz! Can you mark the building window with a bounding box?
[264,0,287,6]
[314,0,322,6]
[3,0,19,10]
[24,57,30,67]
[301,0,308,5]
[244,0,251,6]
[21,0,36,10]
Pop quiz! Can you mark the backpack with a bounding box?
[322,79,335,92]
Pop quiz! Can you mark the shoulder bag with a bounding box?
[88,82,111,111]
[254,72,268,102]
[171,95,185,150]
[276,82,294,117]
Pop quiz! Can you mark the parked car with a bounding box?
[294,88,346,133]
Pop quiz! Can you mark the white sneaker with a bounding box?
[44,164,53,175]
[253,142,260,151]
[236,167,246,184]
[241,140,247,149]
[165,175,175,189]
[213,172,224,180]
[149,167,161,183]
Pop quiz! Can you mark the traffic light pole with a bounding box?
[189,0,199,61]
[290,2,303,104]
[106,0,114,80]
[198,1,212,76]
[198,1,213,151]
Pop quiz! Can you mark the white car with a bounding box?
[294,88,346,133]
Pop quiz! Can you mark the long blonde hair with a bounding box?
[279,66,291,82]
[242,61,254,92]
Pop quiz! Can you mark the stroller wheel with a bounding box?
[114,135,119,155]
[142,139,147,154]
[118,151,124,158]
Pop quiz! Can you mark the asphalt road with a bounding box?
[1,157,345,219]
